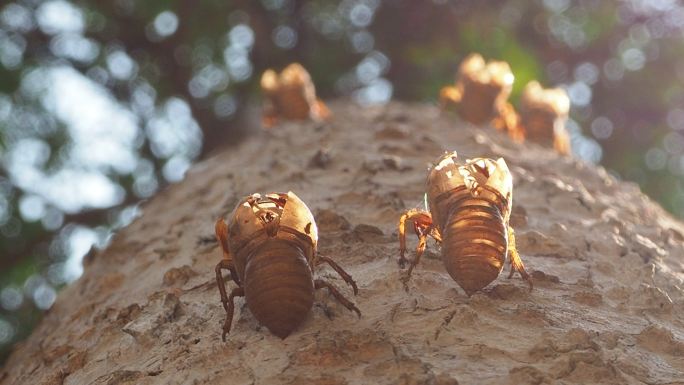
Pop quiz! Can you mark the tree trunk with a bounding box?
[2,101,683,385]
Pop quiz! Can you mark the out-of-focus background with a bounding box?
[1,0,683,363]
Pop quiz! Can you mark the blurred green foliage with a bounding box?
[2,0,684,364]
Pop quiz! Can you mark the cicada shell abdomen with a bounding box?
[519,81,571,155]
[427,154,513,295]
[244,238,314,338]
[227,191,318,338]
[440,185,509,295]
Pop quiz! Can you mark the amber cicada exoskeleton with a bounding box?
[214,191,359,340]
[440,53,515,129]
[260,63,331,128]
[398,152,532,295]
[519,81,572,155]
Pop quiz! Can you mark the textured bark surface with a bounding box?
[2,102,684,385]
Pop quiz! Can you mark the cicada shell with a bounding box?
[519,81,571,155]
[214,191,359,340]
[398,152,532,295]
[440,53,515,126]
[260,63,331,128]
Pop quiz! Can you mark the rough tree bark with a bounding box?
[2,102,683,385]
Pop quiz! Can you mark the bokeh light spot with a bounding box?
[621,48,646,71]
[350,30,374,53]
[19,195,46,222]
[1,3,34,33]
[32,284,56,310]
[153,11,179,38]
[272,25,297,49]
[574,62,599,85]
[63,226,98,282]
[603,58,625,81]
[229,24,255,50]
[0,318,15,345]
[162,156,190,183]
[566,81,592,107]
[214,94,237,118]
[106,50,137,80]
[35,0,84,35]
[645,147,667,170]
[0,287,23,311]
[349,3,373,28]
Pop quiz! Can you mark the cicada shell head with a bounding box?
[520,81,570,117]
[486,60,514,101]
[458,53,486,82]
[227,193,275,247]
[226,191,318,256]
[280,63,312,88]
[427,154,513,225]
[459,158,512,214]
[278,191,318,255]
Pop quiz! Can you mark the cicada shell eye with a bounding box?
[279,191,318,246]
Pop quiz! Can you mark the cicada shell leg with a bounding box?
[215,218,240,286]
[215,259,245,341]
[316,255,359,295]
[221,286,244,341]
[314,279,361,318]
[398,209,442,282]
[405,233,428,280]
[506,226,533,291]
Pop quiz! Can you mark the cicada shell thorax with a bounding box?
[519,81,572,155]
[441,54,515,126]
[427,152,513,295]
[260,63,330,127]
[225,191,318,338]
